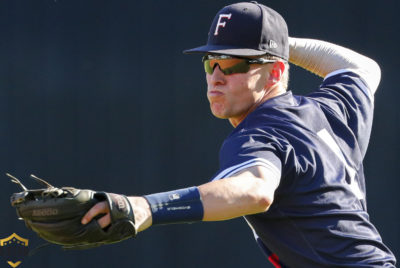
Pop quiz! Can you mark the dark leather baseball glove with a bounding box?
[8,173,136,250]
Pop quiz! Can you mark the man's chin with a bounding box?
[210,110,229,120]
[210,104,229,119]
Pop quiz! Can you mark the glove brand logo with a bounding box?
[0,233,29,268]
[115,195,126,210]
[214,13,232,35]
[32,208,58,217]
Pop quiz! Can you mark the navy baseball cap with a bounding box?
[184,1,289,60]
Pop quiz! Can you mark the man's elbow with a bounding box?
[359,57,381,94]
[370,59,381,93]
[251,183,274,213]
[255,195,273,212]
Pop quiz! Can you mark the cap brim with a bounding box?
[183,45,267,56]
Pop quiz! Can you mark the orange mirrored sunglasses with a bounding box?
[202,54,276,75]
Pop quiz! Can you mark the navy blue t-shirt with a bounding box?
[211,71,396,267]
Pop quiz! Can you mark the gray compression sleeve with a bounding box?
[289,37,381,94]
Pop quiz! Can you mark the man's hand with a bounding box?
[82,196,153,232]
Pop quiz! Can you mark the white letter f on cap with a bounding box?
[214,13,232,36]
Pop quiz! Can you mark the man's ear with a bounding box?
[266,61,285,87]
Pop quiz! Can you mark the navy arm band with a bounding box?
[143,187,204,225]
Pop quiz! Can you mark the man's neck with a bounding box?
[229,85,286,128]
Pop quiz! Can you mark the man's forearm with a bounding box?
[134,165,280,229]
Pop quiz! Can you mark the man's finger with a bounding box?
[98,214,111,229]
[81,201,109,225]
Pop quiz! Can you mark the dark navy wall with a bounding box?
[0,1,398,267]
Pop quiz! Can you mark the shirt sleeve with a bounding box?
[307,70,374,157]
[211,129,282,181]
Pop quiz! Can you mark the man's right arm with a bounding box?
[289,37,381,95]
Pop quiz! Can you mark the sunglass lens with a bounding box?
[204,58,250,75]
[204,59,214,74]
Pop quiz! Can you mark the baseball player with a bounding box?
[81,2,397,267]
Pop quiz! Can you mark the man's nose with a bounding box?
[209,64,226,84]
